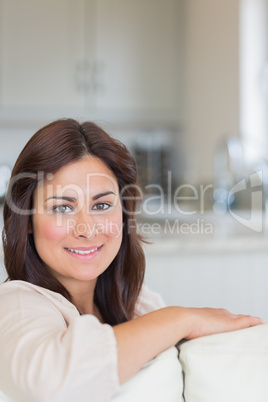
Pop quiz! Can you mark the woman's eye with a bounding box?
[92,202,111,211]
[53,205,73,214]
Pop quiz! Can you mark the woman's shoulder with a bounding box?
[0,280,79,319]
[0,279,43,298]
[0,280,62,300]
[134,285,166,317]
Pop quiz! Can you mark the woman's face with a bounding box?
[32,156,123,292]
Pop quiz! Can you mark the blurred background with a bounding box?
[1,0,268,320]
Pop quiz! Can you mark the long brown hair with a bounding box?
[2,119,145,325]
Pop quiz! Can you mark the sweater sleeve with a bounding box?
[134,284,166,317]
[0,283,120,402]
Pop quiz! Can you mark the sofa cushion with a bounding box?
[111,346,184,401]
[179,324,268,402]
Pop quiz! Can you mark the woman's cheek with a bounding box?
[99,213,123,239]
[110,217,123,239]
[35,216,68,242]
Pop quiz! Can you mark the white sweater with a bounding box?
[0,281,182,402]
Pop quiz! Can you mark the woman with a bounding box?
[0,119,262,401]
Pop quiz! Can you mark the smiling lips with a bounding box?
[65,246,102,259]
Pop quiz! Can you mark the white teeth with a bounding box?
[67,247,98,255]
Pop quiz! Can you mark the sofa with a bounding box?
[1,324,267,401]
[112,323,268,402]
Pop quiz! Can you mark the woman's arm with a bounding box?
[0,283,120,402]
[113,306,263,384]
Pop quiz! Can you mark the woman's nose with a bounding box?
[72,211,96,239]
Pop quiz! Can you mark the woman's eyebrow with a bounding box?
[92,191,115,201]
[44,192,115,202]
[45,196,77,203]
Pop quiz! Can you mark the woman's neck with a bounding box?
[63,279,102,320]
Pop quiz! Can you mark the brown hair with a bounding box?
[2,119,145,325]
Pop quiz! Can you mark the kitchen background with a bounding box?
[1,0,268,320]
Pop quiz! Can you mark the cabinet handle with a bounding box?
[92,61,106,94]
[75,60,92,93]
[75,60,106,94]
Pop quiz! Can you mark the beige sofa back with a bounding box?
[179,324,268,402]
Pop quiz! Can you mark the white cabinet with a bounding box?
[0,0,87,110]
[93,0,181,114]
[144,242,268,322]
[0,0,182,121]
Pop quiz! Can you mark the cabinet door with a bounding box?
[93,0,181,114]
[0,0,88,110]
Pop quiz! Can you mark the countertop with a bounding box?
[138,207,268,254]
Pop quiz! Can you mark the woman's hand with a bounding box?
[184,307,264,340]
[113,306,263,384]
